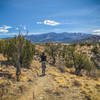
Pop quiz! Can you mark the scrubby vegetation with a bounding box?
[44,42,96,77]
[0,37,100,100]
[44,42,61,65]
[0,38,100,79]
[0,35,35,81]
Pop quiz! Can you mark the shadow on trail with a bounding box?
[0,71,12,79]
[39,74,46,77]
[0,60,11,67]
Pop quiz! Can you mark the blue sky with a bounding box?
[0,0,100,38]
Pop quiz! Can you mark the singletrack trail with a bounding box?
[18,62,84,100]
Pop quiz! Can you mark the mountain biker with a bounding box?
[40,52,47,76]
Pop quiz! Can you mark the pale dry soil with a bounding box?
[0,58,100,100]
[18,62,84,100]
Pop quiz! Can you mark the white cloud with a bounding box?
[92,29,100,35]
[44,20,60,26]
[0,25,12,33]
[36,20,60,26]
[93,29,100,33]
[3,25,12,29]
[0,29,8,33]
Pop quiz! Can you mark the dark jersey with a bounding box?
[41,55,47,61]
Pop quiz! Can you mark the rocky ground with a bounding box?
[0,54,100,100]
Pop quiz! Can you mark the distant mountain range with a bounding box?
[25,32,92,43]
[1,32,100,43]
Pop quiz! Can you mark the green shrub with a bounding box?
[44,42,61,65]
[91,46,99,55]
[60,45,94,75]
[74,53,94,75]
[2,35,35,68]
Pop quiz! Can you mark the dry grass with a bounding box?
[0,52,100,100]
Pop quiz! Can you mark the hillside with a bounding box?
[78,35,100,43]
[0,52,100,100]
[0,37,100,100]
[25,32,91,43]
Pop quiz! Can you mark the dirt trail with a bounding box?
[18,62,84,100]
[0,56,100,100]
[18,64,58,100]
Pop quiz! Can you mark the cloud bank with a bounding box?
[93,29,100,33]
[0,25,12,33]
[0,29,8,33]
[93,29,100,35]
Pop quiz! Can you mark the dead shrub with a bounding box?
[56,61,66,73]
[73,80,82,87]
